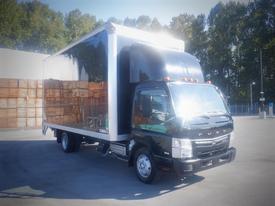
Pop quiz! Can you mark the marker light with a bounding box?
[163,76,171,81]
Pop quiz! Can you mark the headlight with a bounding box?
[172,138,193,158]
[229,132,234,148]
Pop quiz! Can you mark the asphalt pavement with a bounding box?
[0,116,274,206]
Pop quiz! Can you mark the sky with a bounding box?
[39,0,249,25]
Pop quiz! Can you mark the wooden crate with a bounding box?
[8,79,19,88]
[27,98,36,108]
[8,98,17,108]
[8,109,16,118]
[72,89,88,97]
[0,79,9,88]
[62,81,74,89]
[37,80,43,89]
[0,99,8,108]
[0,88,9,98]
[63,115,77,124]
[17,108,27,118]
[45,89,61,98]
[17,118,26,128]
[0,109,8,117]
[37,89,43,98]
[36,108,42,117]
[27,118,36,127]
[44,80,61,89]
[35,99,42,108]
[8,118,17,128]
[78,81,88,89]
[28,80,37,89]
[47,116,63,124]
[28,89,37,98]
[18,89,28,97]
[45,107,64,116]
[17,98,27,108]
[9,88,19,97]
[63,89,73,98]
[19,80,28,88]
[36,118,42,127]
[0,118,8,128]
[27,108,36,118]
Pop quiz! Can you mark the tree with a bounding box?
[188,15,208,70]
[169,14,195,51]
[236,0,275,103]
[0,0,27,49]
[124,17,136,27]
[136,15,151,30]
[206,2,246,102]
[107,17,122,25]
[65,9,96,43]
[150,17,162,31]
[21,0,67,53]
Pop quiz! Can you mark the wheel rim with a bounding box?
[62,133,68,150]
[137,154,152,178]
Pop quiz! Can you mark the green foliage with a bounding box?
[65,9,96,43]
[21,0,67,53]
[136,15,152,30]
[150,18,162,32]
[170,14,195,50]
[206,1,247,102]
[124,17,136,27]
[0,0,27,48]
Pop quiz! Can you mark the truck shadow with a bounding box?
[0,140,204,200]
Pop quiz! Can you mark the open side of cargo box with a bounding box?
[43,29,119,141]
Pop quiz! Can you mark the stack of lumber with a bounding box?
[0,79,42,128]
[43,80,107,129]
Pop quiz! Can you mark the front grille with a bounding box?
[193,135,230,159]
[188,127,233,139]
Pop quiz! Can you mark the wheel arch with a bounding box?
[128,140,151,167]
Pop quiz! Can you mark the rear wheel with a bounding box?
[61,132,76,153]
[134,148,157,184]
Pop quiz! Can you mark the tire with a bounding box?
[134,147,157,184]
[61,132,75,153]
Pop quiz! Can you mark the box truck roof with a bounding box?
[49,22,185,58]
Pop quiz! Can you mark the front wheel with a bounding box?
[134,148,157,184]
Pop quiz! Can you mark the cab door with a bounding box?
[131,85,174,160]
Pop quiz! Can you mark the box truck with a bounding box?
[42,23,236,183]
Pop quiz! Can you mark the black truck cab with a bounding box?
[122,44,236,183]
[128,81,235,183]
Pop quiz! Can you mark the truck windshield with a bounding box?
[168,82,228,120]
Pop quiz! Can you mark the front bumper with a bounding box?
[173,147,236,175]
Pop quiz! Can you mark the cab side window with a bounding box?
[133,89,171,133]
